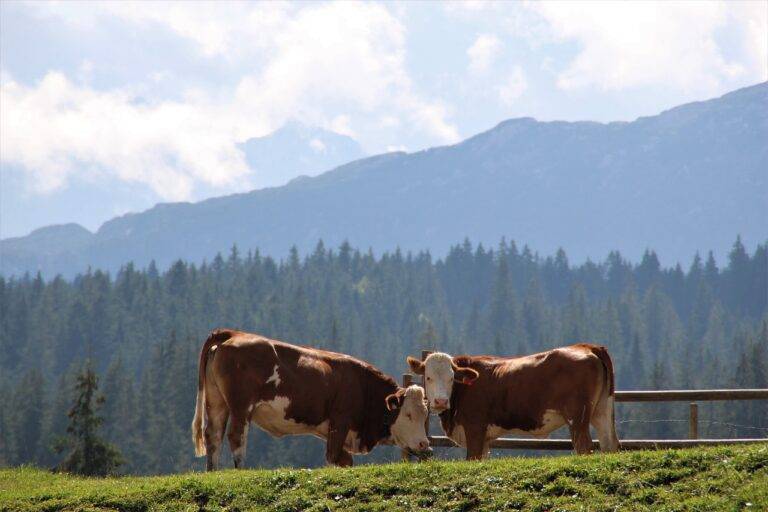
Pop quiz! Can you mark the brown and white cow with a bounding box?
[407,344,620,459]
[192,329,430,470]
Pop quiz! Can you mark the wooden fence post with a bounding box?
[401,373,413,461]
[689,403,698,439]
[421,351,432,441]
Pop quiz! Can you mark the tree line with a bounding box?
[0,236,766,474]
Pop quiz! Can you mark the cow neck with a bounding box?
[359,369,400,451]
[439,356,475,434]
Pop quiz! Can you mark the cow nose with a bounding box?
[434,398,448,409]
[418,440,429,451]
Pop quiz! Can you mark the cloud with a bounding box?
[309,139,326,153]
[528,1,764,92]
[26,1,290,60]
[497,66,528,106]
[2,2,459,199]
[230,2,458,143]
[1,72,252,200]
[61,0,459,143]
[730,1,768,82]
[467,34,502,73]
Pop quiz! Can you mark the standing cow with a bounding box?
[407,344,620,459]
[193,329,430,470]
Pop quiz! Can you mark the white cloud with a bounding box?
[3,2,459,199]
[1,72,252,200]
[329,115,355,138]
[309,139,326,153]
[528,1,763,92]
[230,2,458,143]
[497,66,528,106]
[27,1,291,60]
[467,34,502,73]
[730,1,768,83]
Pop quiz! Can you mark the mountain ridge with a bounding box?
[2,82,766,277]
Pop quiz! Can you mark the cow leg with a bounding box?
[569,404,594,455]
[482,439,491,459]
[227,410,250,469]
[325,422,353,467]
[591,395,620,452]
[336,450,353,467]
[204,402,228,471]
[464,424,488,461]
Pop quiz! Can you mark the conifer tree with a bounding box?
[55,362,123,476]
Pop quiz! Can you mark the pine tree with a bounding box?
[55,362,123,476]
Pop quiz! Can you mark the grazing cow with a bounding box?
[407,344,620,459]
[192,329,430,470]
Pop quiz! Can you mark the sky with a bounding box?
[1,0,766,239]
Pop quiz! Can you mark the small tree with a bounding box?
[54,362,123,476]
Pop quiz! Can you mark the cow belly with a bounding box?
[251,396,324,437]
[487,410,566,440]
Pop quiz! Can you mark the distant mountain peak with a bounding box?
[237,122,366,190]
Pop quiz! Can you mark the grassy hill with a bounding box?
[1,444,766,511]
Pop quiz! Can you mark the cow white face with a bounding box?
[407,353,479,413]
[386,385,430,453]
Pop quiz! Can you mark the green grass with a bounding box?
[1,444,766,511]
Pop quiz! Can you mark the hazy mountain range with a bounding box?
[2,82,766,278]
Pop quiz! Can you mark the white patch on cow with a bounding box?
[265,365,281,387]
[389,385,430,452]
[422,352,455,411]
[344,430,364,454]
[449,425,467,448]
[251,396,318,437]
[314,420,330,439]
[592,396,619,452]
[486,410,566,440]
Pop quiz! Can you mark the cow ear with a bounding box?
[453,367,479,385]
[386,393,403,411]
[407,356,425,375]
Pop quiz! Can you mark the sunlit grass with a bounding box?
[1,444,766,511]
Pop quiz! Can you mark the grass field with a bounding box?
[1,444,766,511]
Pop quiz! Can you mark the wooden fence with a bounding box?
[402,350,768,455]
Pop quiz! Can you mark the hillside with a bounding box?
[1,445,766,511]
[2,82,766,277]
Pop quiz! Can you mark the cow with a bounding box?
[192,329,430,470]
[407,344,620,459]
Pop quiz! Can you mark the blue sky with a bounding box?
[1,1,766,238]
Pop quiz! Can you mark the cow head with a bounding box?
[385,385,430,454]
[407,353,479,412]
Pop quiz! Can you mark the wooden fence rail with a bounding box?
[401,350,768,455]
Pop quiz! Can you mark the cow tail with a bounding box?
[192,329,233,457]
[590,345,615,396]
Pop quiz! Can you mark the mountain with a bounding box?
[239,121,365,188]
[0,122,364,240]
[2,82,766,277]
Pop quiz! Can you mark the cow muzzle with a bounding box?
[406,440,433,461]
[432,398,449,412]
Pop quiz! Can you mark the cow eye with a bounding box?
[406,413,412,420]
[426,377,431,382]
